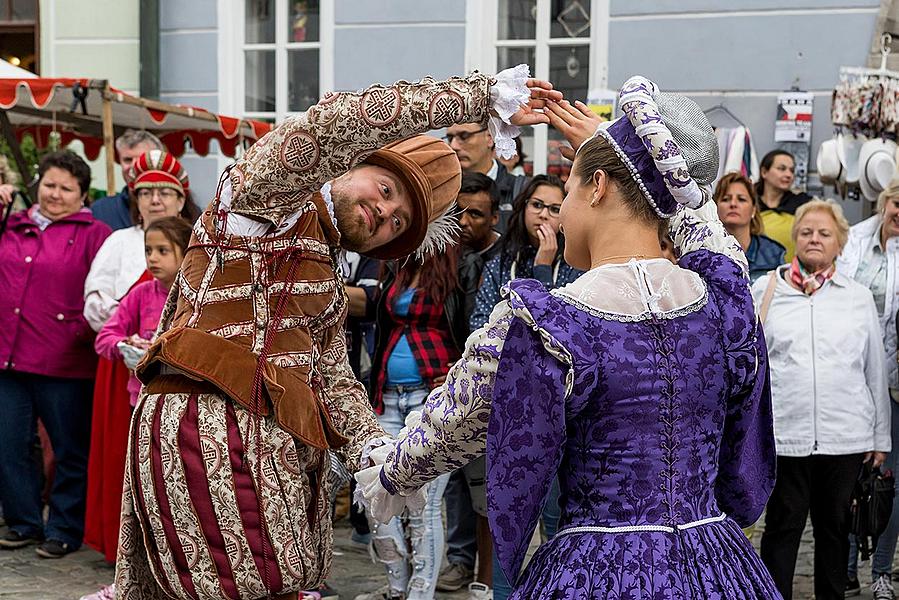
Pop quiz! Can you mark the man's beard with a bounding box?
[330,185,368,252]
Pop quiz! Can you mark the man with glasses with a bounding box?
[91,130,164,231]
[444,123,528,233]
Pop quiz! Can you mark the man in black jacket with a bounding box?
[445,123,528,233]
[437,172,503,594]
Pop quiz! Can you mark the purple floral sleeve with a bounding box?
[487,316,570,584]
[680,249,776,527]
[379,304,514,494]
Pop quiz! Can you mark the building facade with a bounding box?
[28,0,885,220]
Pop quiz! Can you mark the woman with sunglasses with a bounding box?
[469,174,582,600]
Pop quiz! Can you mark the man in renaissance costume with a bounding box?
[114,66,558,600]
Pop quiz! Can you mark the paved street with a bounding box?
[0,516,889,600]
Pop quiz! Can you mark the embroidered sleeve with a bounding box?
[228,73,493,227]
[379,302,514,496]
[318,330,387,473]
[669,202,748,278]
[704,249,776,527]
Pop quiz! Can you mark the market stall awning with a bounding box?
[0,78,271,161]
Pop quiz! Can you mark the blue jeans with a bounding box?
[0,371,93,548]
[848,399,899,579]
[492,476,562,600]
[371,386,450,599]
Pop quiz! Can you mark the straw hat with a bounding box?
[837,131,867,184]
[816,138,844,185]
[858,138,898,201]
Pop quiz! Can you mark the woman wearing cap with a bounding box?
[357,78,780,598]
[754,200,889,600]
[714,172,785,282]
[0,151,112,558]
[756,150,811,261]
[82,149,198,567]
[837,179,899,598]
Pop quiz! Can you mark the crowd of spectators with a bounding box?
[1,128,898,600]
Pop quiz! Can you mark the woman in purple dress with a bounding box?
[357,77,780,599]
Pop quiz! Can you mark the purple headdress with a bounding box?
[581,76,719,218]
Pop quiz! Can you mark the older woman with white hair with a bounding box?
[839,178,899,598]
[756,199,891,600]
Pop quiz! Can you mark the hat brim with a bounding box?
[859,141,898,200]
[130,170,188,195]
[817,141,843,182]
[362,149,431,260]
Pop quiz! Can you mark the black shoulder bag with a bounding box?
[849,462,895,561]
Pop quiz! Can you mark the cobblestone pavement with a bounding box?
[0,519,887,599]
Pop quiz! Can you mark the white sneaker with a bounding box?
[79,585,116,600]
[468,582,493,600]
[873,574,896,600]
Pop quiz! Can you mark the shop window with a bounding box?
[473,0,597,178]
[241,0,331,122]
[0,0,39,74]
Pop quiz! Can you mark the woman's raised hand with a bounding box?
[509,79,564,127]
[546,100,606,160]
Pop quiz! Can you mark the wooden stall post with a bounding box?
[101,82,116,196]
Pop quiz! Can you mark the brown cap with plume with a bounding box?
[363,135,462,260]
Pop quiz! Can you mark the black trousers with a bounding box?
[760,453,865,600]
[349,480,370,535]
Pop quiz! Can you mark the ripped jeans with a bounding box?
[371,386,450,599]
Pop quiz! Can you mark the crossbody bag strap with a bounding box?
[758,269,778,325]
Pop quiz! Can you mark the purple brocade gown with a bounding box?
[487,251,782,599]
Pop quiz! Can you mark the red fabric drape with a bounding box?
[83,270,154,563]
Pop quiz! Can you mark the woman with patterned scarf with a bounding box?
[754,199,891,600]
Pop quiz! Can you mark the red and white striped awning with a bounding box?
[0,78,271,160]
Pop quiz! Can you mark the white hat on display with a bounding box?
[816,138,844,185]
[837,131,868,184]
[858,138,898,201]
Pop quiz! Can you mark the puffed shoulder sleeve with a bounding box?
[669,202,748,278]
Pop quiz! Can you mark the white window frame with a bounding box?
[465,0,609,175]
[218,0,334,124]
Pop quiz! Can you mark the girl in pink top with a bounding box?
[94,217,192,406]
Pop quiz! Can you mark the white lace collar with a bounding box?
[552,258,707,322]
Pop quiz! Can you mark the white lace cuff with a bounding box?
[488,64,530,160]
[354,414,430,522]
[359,435,393,470]
[669,202,749,278]
[354,441,428,524]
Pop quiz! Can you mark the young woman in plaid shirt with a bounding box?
[362,246,466,600]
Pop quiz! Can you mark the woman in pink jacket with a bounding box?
[0,151,111,558]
